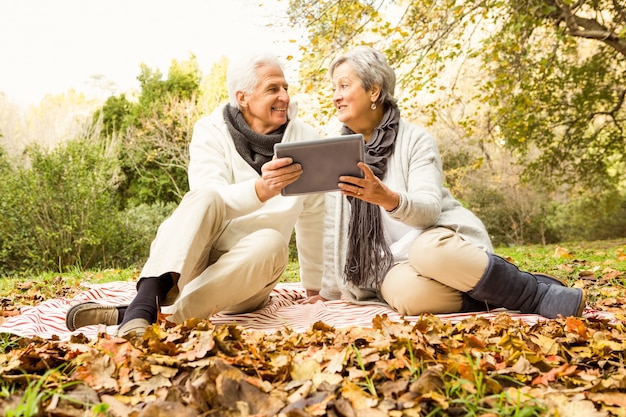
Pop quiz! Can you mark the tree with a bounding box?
[287,0,626,190]
[96,54,205,206]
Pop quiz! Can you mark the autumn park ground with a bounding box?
[0,239,625,417]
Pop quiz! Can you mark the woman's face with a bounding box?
[331,62,379,135]
[238,64,290,134]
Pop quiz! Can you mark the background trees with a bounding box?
[0,56,228,274]
[288,0,625,188]
[287,0,626,244]
[0,1,624,274]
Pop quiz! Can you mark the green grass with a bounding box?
[0,238,624,312]
[495,239,626,283]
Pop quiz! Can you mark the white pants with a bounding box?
[140,188,288,323]
[381,227,489,315]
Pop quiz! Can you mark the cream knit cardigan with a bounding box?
[320,119,493,304]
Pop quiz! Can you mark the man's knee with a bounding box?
[249,229,289,261]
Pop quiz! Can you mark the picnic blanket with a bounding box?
[0,281,613,341]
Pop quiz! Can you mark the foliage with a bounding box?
[93,55,228,208]
[0,90,101,159]
[0,308,623,414]
[117,95,200,206]
[0,132,172,274]
[199,55,229,115]
[3,367,80,417]
[546,188,626,242]
[287,0,626,190]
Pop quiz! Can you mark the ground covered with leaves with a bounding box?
[0,240,625,416]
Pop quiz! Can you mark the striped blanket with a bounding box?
[0,281,610,341]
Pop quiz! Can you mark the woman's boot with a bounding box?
[467,254,586,318]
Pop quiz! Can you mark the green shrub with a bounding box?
[545,190,626,242]
[115,202,177,265]
[0,136,174,274]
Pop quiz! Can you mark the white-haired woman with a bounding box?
[305,46,585,318]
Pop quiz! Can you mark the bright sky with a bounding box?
[0,0,299,106]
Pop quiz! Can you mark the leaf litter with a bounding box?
[0,311,625,416]
[0,244,625,416]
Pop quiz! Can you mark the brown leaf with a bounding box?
[587,391,626,407]
[137,400,197,417]
[215,363,285,415]
[532,364,578,386]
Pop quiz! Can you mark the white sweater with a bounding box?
[320,119,493,303]
[187,104,325,292]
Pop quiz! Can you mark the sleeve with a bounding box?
[319,192,344,300]
[294,192,325,291]
[387,125,446,228]
[187,113,263,220]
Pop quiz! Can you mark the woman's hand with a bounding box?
[299,294,327,304]
[339,162,399,211]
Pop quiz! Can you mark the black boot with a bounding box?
[460,271,568,313]
[467,254,586,318]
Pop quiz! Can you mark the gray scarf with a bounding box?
[343,104,400,290]
[223,104,287,174]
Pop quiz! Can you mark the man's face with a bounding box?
[239,64,290,134]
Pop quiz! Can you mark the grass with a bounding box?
[0,239,624,313]
[495,239,625,280]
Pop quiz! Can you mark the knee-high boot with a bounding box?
[467,254,586,318]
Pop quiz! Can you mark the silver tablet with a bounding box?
[274,134,364,196]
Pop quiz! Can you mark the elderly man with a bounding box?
[66,52,324,337]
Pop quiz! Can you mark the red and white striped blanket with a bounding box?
[0,282,611,341]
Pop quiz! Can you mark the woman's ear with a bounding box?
[370,84,381,103]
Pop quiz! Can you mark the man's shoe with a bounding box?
[66,302,125,331]
[116,318,150,339]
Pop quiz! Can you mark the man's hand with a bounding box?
[255,157,302,202]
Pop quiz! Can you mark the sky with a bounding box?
[0,0,299,107]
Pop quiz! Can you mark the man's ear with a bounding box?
[236,90,247,109]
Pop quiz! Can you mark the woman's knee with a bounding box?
[381,263,463,315]
[384,281,462,316]
[409,228,459,271]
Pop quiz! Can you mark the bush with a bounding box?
[0,136,174,274]
[546,190,626,242]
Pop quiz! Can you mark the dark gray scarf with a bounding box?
[343,104,400,289]
[223,104,287,174]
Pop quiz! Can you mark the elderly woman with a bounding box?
[305,46,585,318]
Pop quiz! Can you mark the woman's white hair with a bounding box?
[329,46,397,108]
[227,52,285,109]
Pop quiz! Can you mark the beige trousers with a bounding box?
[141,188,288,323]
[380,227,489,315]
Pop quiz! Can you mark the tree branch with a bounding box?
[553,0,626,57]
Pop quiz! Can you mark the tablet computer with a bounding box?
[274,133,364,196]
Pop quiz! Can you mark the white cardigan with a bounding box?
[187,104,325,292]
[320,119,493,303]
